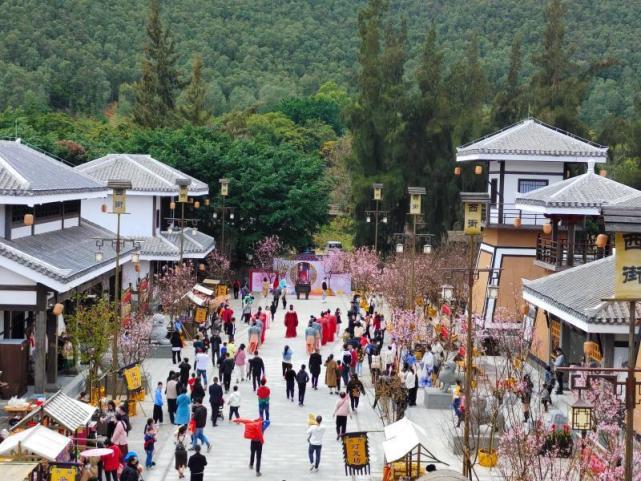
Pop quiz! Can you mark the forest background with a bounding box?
[1,0,640,259]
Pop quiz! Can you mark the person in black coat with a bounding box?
[187,445,208,481]
[120,454,140,481]
[208,378,224,426]
[210,331,222,365]
[170,331,183,364]
[308,350,322,390]
[191,379,205,403]
[248,352,266,392]
[178,359,191,386]
[221,353,235,393]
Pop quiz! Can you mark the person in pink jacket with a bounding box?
[234,344,248,382]
[333,392,351,440]
[111,413,129,459]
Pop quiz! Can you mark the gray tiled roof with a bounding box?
[161,230,216,256]
[457,118,608,159]
[0,140,106,196]
[602,194,641,233]
[523,256,641,326]
[515,172,640,209]
[0,220,133,285]
[76,154,209,194]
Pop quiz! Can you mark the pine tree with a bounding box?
[133,0,182,128]
[492,36,524,127]
[180,56,210,126]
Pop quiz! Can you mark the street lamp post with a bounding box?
[217,178,231,256]
[365,183,388,253]
[96,179,144,399]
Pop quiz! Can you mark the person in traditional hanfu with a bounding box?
[320,312,330,346]
[284,305,299,338]
[248,320,262,354]
[256,307,268,344]
[327,310,337,342]
[311,316,322,351]
[305,321,317,355]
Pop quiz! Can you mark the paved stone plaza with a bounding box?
[132,294,388,481]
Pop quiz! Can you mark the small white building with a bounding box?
[75,154,216,288]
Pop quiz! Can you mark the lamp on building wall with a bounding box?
[52,303,64,316]
[423,243,432,254]
[131,250,140,264]
[170,201,176,210]
[474,165,483,175]
[194,201,200,209]
[24,213,34,226]
[454,166,461,176]
[513,217,522,228]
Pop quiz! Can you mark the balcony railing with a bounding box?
[489,204,547,226]
[536,236,611,269]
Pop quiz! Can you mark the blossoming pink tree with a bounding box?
[119,310,153,367]
[153,261,197,322]
[346,246,380,296]
[253,235,283,284]
[321,249,347,291]
[204,249,232,283]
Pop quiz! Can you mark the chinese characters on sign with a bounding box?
[194,307,207,323]
[112,188,126,214]
[464,202,483,236]
[50,466,78,481]
[123,364,143,391]
[615,233,641,299]
[342,432,370,476]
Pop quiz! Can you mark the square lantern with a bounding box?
[176,178,191,203]
[487,283,499,300]
[460,192,490,236]
[220,178,230,197]
[441,285,454,301]
[396,243,404,253]
[408,186,426,215]
[423,243,432,254]
[107,180,132,214]
[373,183,383,201]
[570,397,593,432]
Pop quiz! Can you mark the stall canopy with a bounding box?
[11,391,97,432]
[0,462,39,480]
[418,469,468,481]
[383,417,445,464]
[185,283,215,307]
[0,424,70,461]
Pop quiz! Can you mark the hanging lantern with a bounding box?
[24,213,34,226]
[194,201,201,209]
[474,165,483,175]
[513,217,522,228]
[101,204,108,213]
[170,201,176,210]
[204,198,210,207]
[199,263,206,272]
[220,178,230,197]
[454,166,461,176]
[519,303,529,316]
[176,178,190,203]
[134,263,141,273]
[595,233,608,249]
[372,183,383,201]
[542,222,553,235]
[52,303,64,316]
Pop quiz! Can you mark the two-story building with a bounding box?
[0,140,135,394]
[75,154,216,288]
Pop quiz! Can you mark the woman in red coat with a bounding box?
[284,305,298,338]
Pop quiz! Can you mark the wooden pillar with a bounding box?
[552,220,562,267]
[567,222,576,267]
[33,286,47,393]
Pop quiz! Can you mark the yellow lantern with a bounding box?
[474,165,483,175]
[108,180,132,214]
[24,213,34,226]
[408,187,426,215]
[372,183,383,201]
[595,233,608,249]
[542,222,552,235]
[176,178,190,203]
[53,303,64,316]
[454,166,461,176]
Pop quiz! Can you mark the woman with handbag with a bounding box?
[174,424,189,479]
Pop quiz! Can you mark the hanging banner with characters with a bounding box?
[614,232,641,299]
[342,432,370,476]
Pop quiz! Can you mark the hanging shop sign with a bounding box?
[194,307,207,324]
[50,466,79,481]
[614,232,641,300]
[342,431,370,476]
[464,202,483,236]
[123,364,142,391]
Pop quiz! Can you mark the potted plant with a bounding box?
[540,424,573,457]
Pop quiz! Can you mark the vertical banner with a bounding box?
[194,307,207,323]
[614,232,641,299]
[464,202,483,235]
[123,364,143,391]
[342,431,370,476]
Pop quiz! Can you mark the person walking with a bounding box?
[520,374,534,422]
[175,388,191,426]
[234,344,248,382]
[307,416,326,471]
[324,355,338,394]
[143,418,157,468]
[296,364,310,406]
[103,400,117,440]
[404,366,418,407]
[101,439,120,481]
[346,374,365,411]
[285,365,296,402]
[111,413,129,459]
[370,348,382,384]
[335,360,344,392]
[248,351,265,392]
[179,358,191,386]
[120,452,141,481]
[194,349,210,386]
[171,330,183,365]
[333,392,350,439]
[190,378,206,403]
[309,349,322,390]
[208,378,224,427]
[222,352,235,393]
[227,385,241,420]
[281,345,293,377]
[321,278,328,303]
[153,382,164,424]
[210,330,222,366]
[233,279,241,300]
[257,378,271,420]
[190,400,211,451]
[187,445,207,481]
[174,425,189,479]
[233,417,270,477]
[261,277,270,298]
[284,305,299,338]
[166,374,179,424]
[553,348,566,394]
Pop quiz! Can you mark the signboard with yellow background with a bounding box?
[123,364,142,391]
[614,232,641,300]
[50,466,78,481]
[341,432,370,475]
[464,202,483,236]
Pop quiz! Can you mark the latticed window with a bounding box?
[518,179,549,193]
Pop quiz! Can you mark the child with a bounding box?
[228,385,241,420]
[144,418,157,468]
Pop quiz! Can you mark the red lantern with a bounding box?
[542,223,552,235]
[513,217,522,228]
[101,204,108,213]
[134,263,141,273]
[199,263,205,272]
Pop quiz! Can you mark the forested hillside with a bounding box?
[0,0,638,126]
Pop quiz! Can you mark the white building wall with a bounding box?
[82,195,154,237]
[121,260,151,290]
[0,205,6,238]
[0,266,37,286]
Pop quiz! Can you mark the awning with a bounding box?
[193,284,214,296]
[0,424,71,461]
[186,291,206,307]
[12,391,96,432]
[0,462,39,480]
[383,417,432,463]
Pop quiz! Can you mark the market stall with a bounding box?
[10,391,97,453]
[0,424,72,462]
[0,461,39,481]
[382,417,448,480]
[417,469,467,481]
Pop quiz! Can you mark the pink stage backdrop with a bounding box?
[249,259,351,295]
